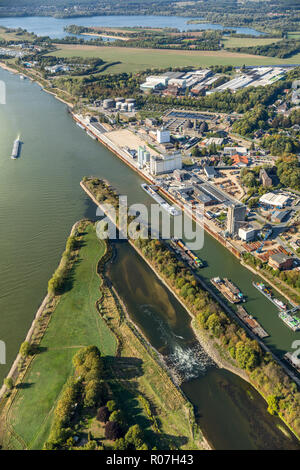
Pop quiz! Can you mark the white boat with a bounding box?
[76,121,85,130]
[11,135,21,159]
[87,130,96,140]
[274,298,287,310]
[141,183,181,216]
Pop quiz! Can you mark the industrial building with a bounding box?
[150,152,182,175]
[259,193,290,208]
[204,165,217,179]
[227,203,247,235]
[268,253,294,271]
[137,146,150,168]
[238,225,256,241]
[157,128,170,144]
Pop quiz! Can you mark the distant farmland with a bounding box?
[48,44,300,74]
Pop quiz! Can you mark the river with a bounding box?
[0,15,264,39]
[0,69,299,449]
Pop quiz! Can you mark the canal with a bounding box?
[0,69,298,449]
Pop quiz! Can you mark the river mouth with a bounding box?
[107,239,300,450]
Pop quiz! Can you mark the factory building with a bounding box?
[227,203,247,235]
[268,253,294,271]
[259,193,289,209]
[150,152,182,175]
[238,225,256,241]
[157,128,170,144]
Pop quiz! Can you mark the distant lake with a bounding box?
[0,15,264,39]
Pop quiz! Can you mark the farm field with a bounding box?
[3,223,116,450]
[223,37,281,49]
[288,32,300,39]
[0,26,34,42]
[48,44,300,74]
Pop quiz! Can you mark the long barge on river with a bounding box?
[11,135,21,159]
[253,281,300,331]
[170,238,205,268]
[236,305,269,339]
[141,183,181,217]
[211,277,244,304]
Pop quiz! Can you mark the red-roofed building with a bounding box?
[232,154,249,167]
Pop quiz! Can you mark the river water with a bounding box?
[0,69,299,449]
[0,15,264,39]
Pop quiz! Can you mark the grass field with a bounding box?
[223,37,281,49]
[2,220,203,450]
[6,223,116,450]
[288,32,300,39]
[48,44,300,74]
[0,26,34,42]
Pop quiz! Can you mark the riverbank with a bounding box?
[0,220,205,450]
[0,220,80,403]
[0,61,75,109]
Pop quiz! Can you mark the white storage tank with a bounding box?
[103,98,115,109]
[121,103,128,111]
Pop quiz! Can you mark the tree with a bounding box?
[105,421,123,441]
[106,400,117,412]
[113,438,127,450]
[125,424,145,449]
[97,406,110,423]
[267,395,280,415]
[19,341,31,358]
[4,377,13,390]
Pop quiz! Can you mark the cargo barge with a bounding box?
[253,281,300,331]
[253,281,287,310]
[279,311,300,332]
[170,238,205,268]
[11,135,21,159]
[141,183,181,217]
[236,305,269,339]
[210,277,243,304]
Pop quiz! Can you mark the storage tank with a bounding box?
[115,97,125,103]
[128,102,135,112]
[115,101,122,110]
[121,103,128,111]
[125,98,136,104]
[103,98,115,109]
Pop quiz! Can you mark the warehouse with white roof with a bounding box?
[259,193,290,208]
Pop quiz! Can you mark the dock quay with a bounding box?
[236,306,269,339]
